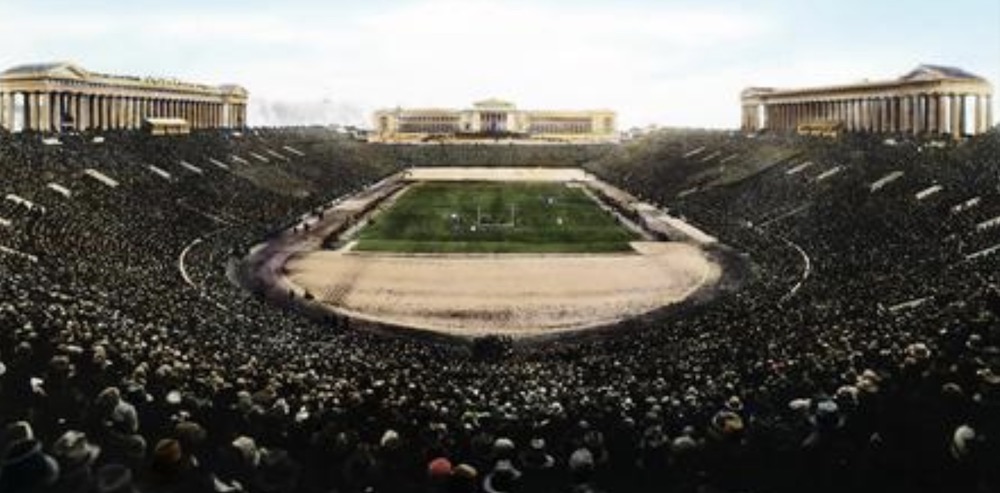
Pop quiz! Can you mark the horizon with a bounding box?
[1,0,997,129]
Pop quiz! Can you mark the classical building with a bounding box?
[0,62,248,133]
[371,99,617,143]
[741,65,993,138]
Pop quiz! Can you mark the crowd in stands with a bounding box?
[0,126,998,493]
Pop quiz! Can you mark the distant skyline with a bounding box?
[1,0,998,129]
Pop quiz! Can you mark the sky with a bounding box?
[1,0,998,129]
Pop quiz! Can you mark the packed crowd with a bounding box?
[0,127,998,493]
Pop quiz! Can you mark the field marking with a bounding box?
[240,168,725,339]
[353,180,639,253]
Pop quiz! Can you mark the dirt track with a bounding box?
[244,167,724,339]
[286,241,720,337]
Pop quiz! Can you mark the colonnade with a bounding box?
[0,62,248,133]
[479,112,509,132]
[0,91,247,132]
[741,65,994,139]
[742,92,992,138]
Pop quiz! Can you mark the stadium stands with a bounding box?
[0,126,998,493]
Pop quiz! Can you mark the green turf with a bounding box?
[354,181,638,253]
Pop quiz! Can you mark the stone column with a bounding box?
[92,96,99,130]
[77,94,87,131]
[47,93,56,132]
[121,97,129,129]
[44,92,55,132]
[917,94,927,135]
[38,92,49,132]
[24,93,32,131]
[1,92,9,130]
[869,98,878,132]
[885,97,893,133]
[851,99,864,132]
[35,93,45,132]
[129,97,136,129]
[89,96,97,131]
[934,94,946,134]
[862,98,871,132]
[105,96,112,130]
[0,92,7,131]
[925,95,936,134]
[855,99,864,132]
[845,100,853,126]
[106,96,114,130]
[67,93,75,131]
[900,96,911,134]
[58,93,66,132]
[876,98,884,133]
[975,94,987,134]
[126,97,135,129]
[872,98,880,133]
[109,96,118,129]
[135,97,142,128]
[844,100,852,131]
[951,94,963,139]
[877,98,886,133]
[986,95,994,131]
[919,94,929,135]
[2,92,10,131]
[93,96,102,130]
[107,96,115,130]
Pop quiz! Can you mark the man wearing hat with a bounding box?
[140,438,208,493]
[449,463,478,493]
[50,430,101,493]
[254,448,301,493]
[427,457,453,493]
[0,438,60,493]
[483,459,521,493]
[518,437,557,493]
[95,463,138,493]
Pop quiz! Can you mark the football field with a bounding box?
[355,181,638,253]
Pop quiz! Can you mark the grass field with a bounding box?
[354,181,638,253]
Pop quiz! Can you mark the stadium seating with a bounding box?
[0,127,998,493]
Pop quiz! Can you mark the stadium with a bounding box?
[1,2,1000,493]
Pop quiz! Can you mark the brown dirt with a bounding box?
[285,241,720,337]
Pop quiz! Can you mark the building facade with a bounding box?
[741,65,993,138]
[372,99,616,143]
[0,62,248,133]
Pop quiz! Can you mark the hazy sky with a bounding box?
[2,0,998,128]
